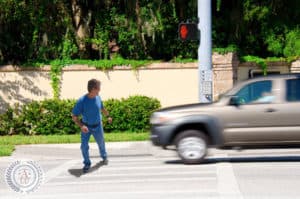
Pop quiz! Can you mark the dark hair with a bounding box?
[87,79,100,92]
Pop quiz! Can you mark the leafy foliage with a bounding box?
[284,28,300,58]
[0,99,78,136]
[212,45,238,55]
[103,96,161,132]
[0,0,299,63]
[212,0,300,58]
[241,55,268,75]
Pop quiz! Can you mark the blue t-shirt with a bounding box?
[72,95,104,125]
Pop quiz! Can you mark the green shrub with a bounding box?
[0,108,14,135]
[0,96,161,135]
[30,99,78,135]
[3,99,78,136]
[103,96,161,132]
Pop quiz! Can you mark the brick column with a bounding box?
[290,60,300,73]
[212,52,238,100]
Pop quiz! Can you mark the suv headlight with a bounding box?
[150,112,176,125]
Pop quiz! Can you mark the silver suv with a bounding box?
[150,74,300,164]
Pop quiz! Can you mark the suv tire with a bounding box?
[175,130,208,164]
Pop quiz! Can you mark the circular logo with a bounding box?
[5,160,44,194]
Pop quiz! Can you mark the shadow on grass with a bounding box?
[68,161,105,177]
[165,155,300,165]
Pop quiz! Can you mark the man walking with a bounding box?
[72,79,112,173]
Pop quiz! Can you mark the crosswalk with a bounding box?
[1,152,244,199]
[3,142,300,198]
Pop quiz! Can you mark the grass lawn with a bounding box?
[0,132,149,157]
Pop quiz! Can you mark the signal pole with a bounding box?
[198,0,213,103]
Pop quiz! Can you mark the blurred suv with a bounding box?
[150,74,300,164]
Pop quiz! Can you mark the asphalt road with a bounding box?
[1,141,300,199]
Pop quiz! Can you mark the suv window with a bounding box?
[286,78,300,102]
[235,80,273,104]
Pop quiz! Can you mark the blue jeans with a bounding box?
[80,125,107,166]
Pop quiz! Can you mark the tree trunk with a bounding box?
[135,0,147,54]
[71,0,93,58]
[175,0,186,21]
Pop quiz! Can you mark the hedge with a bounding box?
[0,96,161,135]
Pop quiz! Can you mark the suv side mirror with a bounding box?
[229,96,241,107]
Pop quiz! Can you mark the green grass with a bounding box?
[0,132,149,157]
[0,145,15,156]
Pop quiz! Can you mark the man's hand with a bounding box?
[72,115,89,133]
[81,125,89,133]
[108,117,113,124]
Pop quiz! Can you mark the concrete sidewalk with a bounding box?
[0,141,176,162]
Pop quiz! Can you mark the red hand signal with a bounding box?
[180,25,189,40]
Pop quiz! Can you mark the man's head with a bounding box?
[87,79,101,96]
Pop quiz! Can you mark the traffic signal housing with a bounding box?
[178,23,199,41]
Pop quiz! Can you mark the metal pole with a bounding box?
[198,0,213,103]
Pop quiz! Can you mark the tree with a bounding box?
[0,0,299,64]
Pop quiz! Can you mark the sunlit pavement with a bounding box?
[1,141,300,199]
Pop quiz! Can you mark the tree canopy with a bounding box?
[0,0,299,64]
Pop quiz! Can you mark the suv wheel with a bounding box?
[175,130,208,164]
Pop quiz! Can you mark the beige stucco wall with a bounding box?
[237,62,290,81]
[61,67,199,107]
[0,68,52,113]
[1,57,299,113]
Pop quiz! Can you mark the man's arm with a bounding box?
[72,115,89,133]
[72,115,83,127]
[102,108,112,123]
[101,108,109,117]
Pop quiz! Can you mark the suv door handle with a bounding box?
[265,108,277,113]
